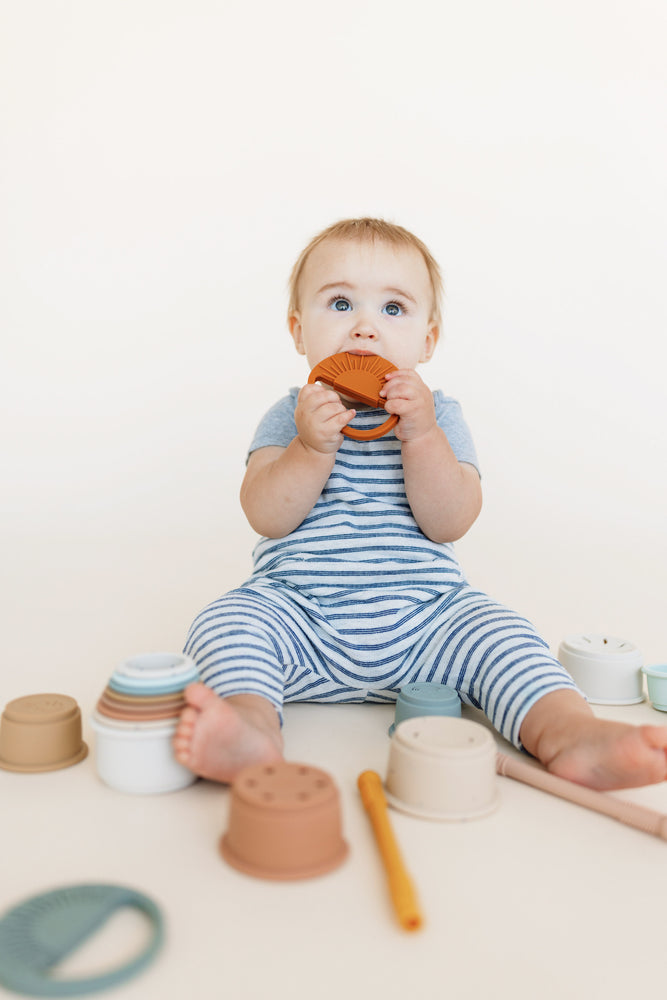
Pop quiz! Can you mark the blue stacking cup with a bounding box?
[109,653,199,697]
[388,682,461,736]
[642,664,667,712]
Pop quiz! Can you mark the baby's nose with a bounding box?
[351,318,378,339]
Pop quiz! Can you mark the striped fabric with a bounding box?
[185,394,577,748]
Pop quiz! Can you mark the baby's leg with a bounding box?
[519,689,667,790]
[183,587,293,709]
[178,585,324,783]
[408,587,580,748]
[413,587,667,790]
[173,684,283,783]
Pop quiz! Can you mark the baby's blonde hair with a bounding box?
[287,217,443,325]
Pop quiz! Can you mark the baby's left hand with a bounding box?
[380,369,437,442]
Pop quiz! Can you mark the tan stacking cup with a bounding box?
[221,761,349,880]
[0,694,88,773]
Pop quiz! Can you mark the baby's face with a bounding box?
[288,238,439,371]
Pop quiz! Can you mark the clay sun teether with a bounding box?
[308,352,398,441]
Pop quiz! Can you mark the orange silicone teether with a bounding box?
[308,352,399,441]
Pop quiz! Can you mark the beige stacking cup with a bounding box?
[385,716,499,820]
[0,694,88,773]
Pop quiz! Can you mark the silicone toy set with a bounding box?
[2,356,667,992]
[2,650,667,994]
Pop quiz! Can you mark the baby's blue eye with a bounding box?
[330,297,351,312]
[383,302,403,316]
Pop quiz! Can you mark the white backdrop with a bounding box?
[2,0,665,705]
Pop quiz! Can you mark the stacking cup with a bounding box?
[0,694,88,773]
[388,682,461,736]
[642,664,667,712]
[92,653,198,794]
[108,652,199,696]
[91,712,194,794]
[221,762,349,880]
[558,634,643,705]
[385,716,499,821]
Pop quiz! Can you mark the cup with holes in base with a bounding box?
[221,761,349,880]
[385,716,499,821]
[557,634,644,705]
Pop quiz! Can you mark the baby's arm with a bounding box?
[240,384,355,538]
[381,370,482,543]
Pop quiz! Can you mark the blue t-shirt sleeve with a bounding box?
[433,390,480,475]
[248,387,480,475]
[247,389,299,458]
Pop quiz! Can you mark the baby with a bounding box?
[174,218,667,791]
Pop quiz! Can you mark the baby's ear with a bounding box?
[288,313,306,354]
[420,321,439,363]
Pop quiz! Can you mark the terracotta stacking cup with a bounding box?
[385,716,499,821]
[99,687,188,707]
[221,762,349,880]
[96,688,185,722]
[0,694,88,773]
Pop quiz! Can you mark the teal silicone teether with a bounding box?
[0,884,164,996]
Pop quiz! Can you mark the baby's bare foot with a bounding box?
[544,719,667,790]
[173,683,283,784]
[521,690,667,790]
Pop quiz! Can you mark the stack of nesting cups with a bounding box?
[91,653,199,794]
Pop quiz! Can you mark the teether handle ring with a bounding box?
[339,414,398,441]
[307,363,399,441]
[0,884,164,997]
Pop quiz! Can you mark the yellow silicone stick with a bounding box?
[357,770,423,931]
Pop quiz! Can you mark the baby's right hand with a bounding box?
[295,384,356,454]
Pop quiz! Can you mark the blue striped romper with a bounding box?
[184,389,577,748]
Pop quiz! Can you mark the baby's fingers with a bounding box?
[299,383,340,408]
[330,407,357,431]
[380,369,425,398]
